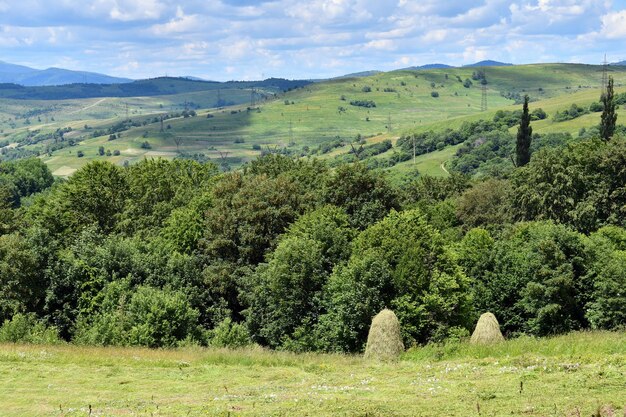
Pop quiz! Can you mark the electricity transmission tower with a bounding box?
[481,83,488,112]
[387,113,392,133]
[288,120,294,145]
[601,54,611,94]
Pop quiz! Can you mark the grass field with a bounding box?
[1,331,625,416]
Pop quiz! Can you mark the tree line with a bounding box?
[0,78,623,350]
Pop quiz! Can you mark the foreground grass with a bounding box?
[1,332,624,416]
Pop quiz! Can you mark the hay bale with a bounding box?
[470,312,505,345]
[364,309,404,361]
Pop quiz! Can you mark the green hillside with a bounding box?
[1,63,625,176]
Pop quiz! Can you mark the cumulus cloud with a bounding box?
[0,0,623,80]
[598,9,626,39]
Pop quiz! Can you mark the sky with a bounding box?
[0,0,625,81]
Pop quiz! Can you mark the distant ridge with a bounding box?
[611,60,626,66]
[402,63,453,70]
[333,70,382,79]
[0,76,313,100]
[0,60,132,86]
[464,60,513,67]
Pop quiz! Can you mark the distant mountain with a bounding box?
[611,60,626,66]
[0,61,132,86]
[464,60,513,67]
[182,75,212,81]
[0,76,313,100]
[402,63,453,70]
[333,70,382,79]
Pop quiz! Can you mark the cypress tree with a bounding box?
[516,95,532,167]
[600,76,617,141]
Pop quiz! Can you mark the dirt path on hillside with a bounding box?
[68,98,107,115]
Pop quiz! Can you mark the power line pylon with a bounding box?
[481,83,488,112]
[602,54,609,94]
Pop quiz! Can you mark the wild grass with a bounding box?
[0,331,624,416]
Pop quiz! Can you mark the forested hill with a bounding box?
[0,77,312,100]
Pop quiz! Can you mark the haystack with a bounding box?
[470,312,505,345]
[364,309,404,361]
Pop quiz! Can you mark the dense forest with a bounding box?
[1,126,625,351]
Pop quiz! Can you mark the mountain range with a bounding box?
[0,61,132,86]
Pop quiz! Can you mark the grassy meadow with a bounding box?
[1,332,624,416]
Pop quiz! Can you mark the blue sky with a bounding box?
[0,0,625,80]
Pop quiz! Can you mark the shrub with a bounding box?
[140,141,151,149]
[349,100,376,108]
[361,85,372,93]
[470,312,504,344]
[74,281,201,348]
[209,318,252,348]
[364,309,404,361]
[0,313,61,344]
[76,150,84,158]
[113,149,120,156]
[431,91,439,98]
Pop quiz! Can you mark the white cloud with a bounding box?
[109,0,165,21]
[151,6,202,35]
[365,39,396,50]
[598,9,626,38]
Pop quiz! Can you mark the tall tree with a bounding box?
[600,76,617,141]
[516,95,532,167]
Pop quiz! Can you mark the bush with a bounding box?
[0,313,61,344]
[76,150,84,158]
[349,100,376,108]
[361,86,372,93]
[74,281,201,348]
[209,318,252,348]
[431,91,439,98]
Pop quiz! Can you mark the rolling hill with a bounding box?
[0,63,624,178]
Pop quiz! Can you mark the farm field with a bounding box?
[1,332,625,416]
